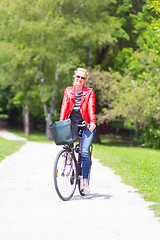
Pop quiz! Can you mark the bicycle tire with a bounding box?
[53,149,77,201]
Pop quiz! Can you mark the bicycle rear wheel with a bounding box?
[53,149,77,201]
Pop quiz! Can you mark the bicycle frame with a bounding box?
[63,131,93,186]
[54,128,93,200]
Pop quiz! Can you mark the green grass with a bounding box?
[93,139,160,218]
[0,137,25,162]
[0,114,8,118]
[9,129,53,143]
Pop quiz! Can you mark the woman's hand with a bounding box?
[89,123,96,132]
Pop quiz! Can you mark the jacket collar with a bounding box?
[72,85,88,94]
[82,86,88,96]
[70,85,88,100]
[70,87,75,99]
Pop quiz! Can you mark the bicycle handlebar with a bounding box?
[78,121,90,129]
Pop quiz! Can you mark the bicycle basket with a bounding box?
[48,118,78,145]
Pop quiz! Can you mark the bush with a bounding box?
[136,125,160,149]
[141,128,160,149]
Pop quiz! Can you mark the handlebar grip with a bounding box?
[82,121,90,129]
[86,123,90,129]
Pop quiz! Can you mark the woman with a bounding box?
[59,67,96,195]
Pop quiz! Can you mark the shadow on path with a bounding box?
[71,193,113,201]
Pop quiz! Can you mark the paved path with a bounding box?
[0,129,27,141]
[0,130,160,240]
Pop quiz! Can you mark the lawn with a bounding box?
[0,137,25,162]
[9,129,53,143]
[93,138,160,218]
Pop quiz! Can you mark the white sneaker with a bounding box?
[82,182,91,195]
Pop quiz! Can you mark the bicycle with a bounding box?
[53,124,93,201]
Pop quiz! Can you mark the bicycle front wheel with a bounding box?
[53,149,77,201]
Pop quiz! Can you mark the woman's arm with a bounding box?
[59,88,69,121]
[88,89,96,131]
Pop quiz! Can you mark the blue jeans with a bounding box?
[79,127,95,180]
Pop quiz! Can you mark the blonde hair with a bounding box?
[73,67,89,81]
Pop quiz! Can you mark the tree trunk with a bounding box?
[50,59,59,116]
[43,103,52,140]
[88,47,92,66]
[45,114,52,140]
[40,31,60,140]
[23,102,30,136]
[96,45,110,65]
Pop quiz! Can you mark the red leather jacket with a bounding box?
[59,86,96,126]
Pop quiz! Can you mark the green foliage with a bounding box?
[135,121,160,149]
[0,0,159,145]
[113,48,134,73]
[92,60,160,147]
[0,0,127,133]
[89,0,160,148]
[141,128,160,149]
[0,86,13,113]
[149,0,160,14]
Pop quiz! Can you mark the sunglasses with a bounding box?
[76,75,86,80]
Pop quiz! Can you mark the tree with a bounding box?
[0,0,128,140]
[89,0,160,147]
[0,0,66,137]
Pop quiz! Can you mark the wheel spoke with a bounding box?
[54,150,77,201]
